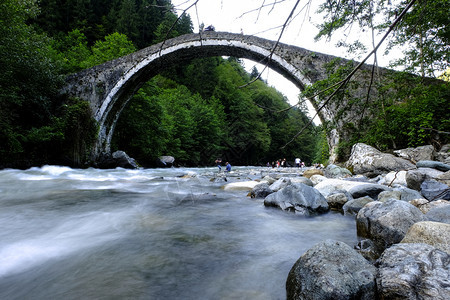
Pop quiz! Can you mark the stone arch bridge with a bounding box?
[63,31,383,163]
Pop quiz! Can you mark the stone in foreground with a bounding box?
[286,240,376,300]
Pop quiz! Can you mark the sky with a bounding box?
[170,0,395,123]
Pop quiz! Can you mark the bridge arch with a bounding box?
[64,32,353,162]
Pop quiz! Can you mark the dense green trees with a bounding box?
[113,58,318,167]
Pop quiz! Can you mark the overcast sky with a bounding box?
[170,0,392,122]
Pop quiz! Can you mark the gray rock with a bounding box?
[264,183,329,216]
[438,171,450,186]
[401,221,450,254]
[393,145,435,162]
[397,186,424,202]
[323,164,352,179]
[426,204,450,224]
[421,180,450,200]
[250,183,273,198]
[286,240,377,300]
[416,160,450,172]
[348,183,391,200]
[377,190,401,202]
[356,199,427,255]
[406,169,427,191]
[346,143,415,177]
[383,170,408,186]
[290,177,314,186]
[157,155,175,167]
[435,144,450,163]
[376,243,450,300]
[269,177,291,192]
[112,151,139,169]
[326,191,353,210]
[343,196,373,216]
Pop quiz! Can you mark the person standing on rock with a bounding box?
[215,158,222,171]
[295,157,301,168]
[225,162,231,172]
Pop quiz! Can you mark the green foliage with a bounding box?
[316,0,449,77]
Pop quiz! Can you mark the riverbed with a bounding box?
[0,166,357,299]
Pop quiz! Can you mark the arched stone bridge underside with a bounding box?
[63,32,382,163]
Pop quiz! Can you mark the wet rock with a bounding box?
[356,199,427,255]
[264,182,329,216]
[112,151,139,169]
[346,143,415,177]
[286,240,377,300]
[250,183,273,198]
[376,243,450,300]
[157,155,175,167]
[401,221,450,253]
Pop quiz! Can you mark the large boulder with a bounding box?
[393,145,435,162]
[269,177,291,192]
[157,155,175,167]
[286,240,377,300]
[356,199,427,254]
[376,243,450,300]
[346,143,415,177]
[401,221,450,254]
[112,151,139,169]
[264,183,329,216]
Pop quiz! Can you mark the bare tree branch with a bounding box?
[280,0,418,149]
[158,0,201,55]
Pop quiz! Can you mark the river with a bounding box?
[0,166,357,299]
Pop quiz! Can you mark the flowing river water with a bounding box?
[0,166,358,299]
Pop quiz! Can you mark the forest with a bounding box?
[0,0,448,168]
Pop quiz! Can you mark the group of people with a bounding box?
[267,158,305,168]
[215,158,231,172]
